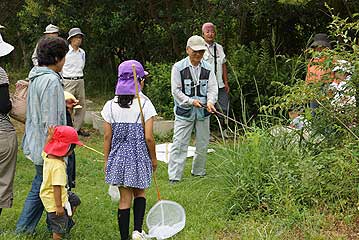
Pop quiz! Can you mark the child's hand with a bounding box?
[103,163,107,174]
[47,126,55,140]
[56,206,65,216]
[152,158,158,172]
[44,126,56,146]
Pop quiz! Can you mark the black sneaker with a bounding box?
[191,173,206,177]
[169,179,179,184]
[77,129,90,137]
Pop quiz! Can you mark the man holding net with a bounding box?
[168,35,218,183]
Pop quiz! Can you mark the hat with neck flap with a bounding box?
[115,60,148,95]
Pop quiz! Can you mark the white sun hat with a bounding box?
[0,33,14,57]
[43,24,59,34]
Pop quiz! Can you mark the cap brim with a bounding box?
[189,45,206,51]
[0,42,14,57]
[44,141,70,157]
[44,30,59,34]
[73,105,82,109]
[0,25,5,29]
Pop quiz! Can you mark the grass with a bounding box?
[0,123,232,239]
[1,123,359,239]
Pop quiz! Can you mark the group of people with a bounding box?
[2,21,353,240]
[0,24,89,240]
[0,21,229,240]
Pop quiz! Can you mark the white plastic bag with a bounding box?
[108,185,120,202]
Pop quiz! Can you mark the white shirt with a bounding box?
[62,45,86,78]
[203,42,226,88]
[101,93,157,124]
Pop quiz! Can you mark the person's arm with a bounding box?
[53,185,64,216]
[144,117,157,172]
[220,46,230,93]
[222,63,229,93]
[0,84,11,114]
[103,121,112,173]
[171,65,194,107]
[31,47,38,66]
[207,69,218,113]
[42,78,66,127]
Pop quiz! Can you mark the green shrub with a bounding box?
[227,40,306,124]
[144,62,174,119]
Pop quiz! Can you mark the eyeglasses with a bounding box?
[192,50,205,54]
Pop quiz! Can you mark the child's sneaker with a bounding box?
[132,230,147,240]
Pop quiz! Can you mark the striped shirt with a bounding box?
[0,66,14,132]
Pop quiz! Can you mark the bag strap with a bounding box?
[214,43,217,76]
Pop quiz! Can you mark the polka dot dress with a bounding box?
[105,120,152,189]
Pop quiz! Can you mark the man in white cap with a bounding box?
[168,35,218,183]
[202,22,230,137]
[62,27,89,136]
[31,24,60,66]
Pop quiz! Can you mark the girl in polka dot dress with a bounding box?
[101,60,157,240]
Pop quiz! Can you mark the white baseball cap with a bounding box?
[186,35,206,51]
[0,33,14,57]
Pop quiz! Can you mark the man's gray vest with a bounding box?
[174,58,211,121]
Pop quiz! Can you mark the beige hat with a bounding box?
[44,24,59,34]
[64,91,82,109]
[0,25,5,29]
[186,35,206,51]
[0,33,14,57]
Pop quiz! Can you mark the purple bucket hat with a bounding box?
[115,60,148,95]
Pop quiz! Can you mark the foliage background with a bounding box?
[1,0,359,118]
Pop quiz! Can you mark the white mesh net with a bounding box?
[146,200,186,239]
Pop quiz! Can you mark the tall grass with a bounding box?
[221,127,359,217]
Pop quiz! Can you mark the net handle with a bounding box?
[153,174,161,201]
[83,144,104,156]
[132,64,161,201]
[132,64,145,128]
